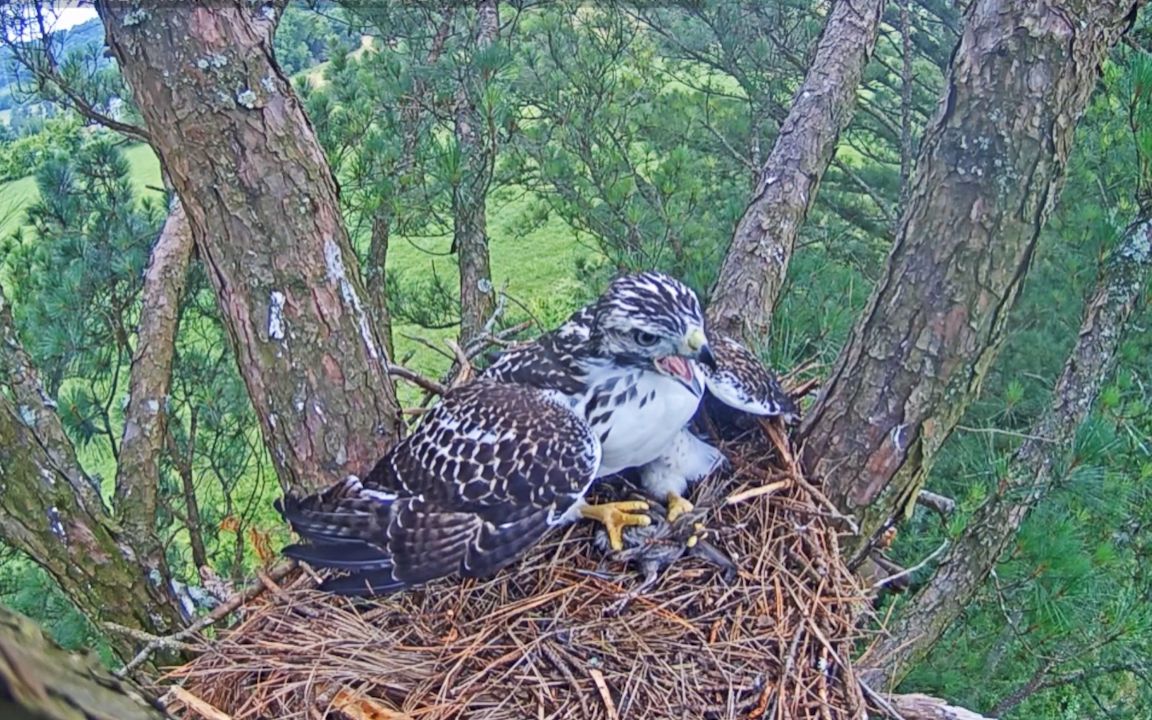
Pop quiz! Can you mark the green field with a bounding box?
[0,142,166,236]
[0,141,590,386]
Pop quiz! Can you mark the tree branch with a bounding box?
[0,606,172,719]
[706,0,887,340]
[113,198,194,582]
[0,284,186,659]
[858,217,1152,688]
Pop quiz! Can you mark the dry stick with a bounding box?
[870,540,949,591]
[588,667,619,720]
[916,490,957,518]
[445,339,474,388]
[726,479,793,505]
[758,417,860,534]
[111,560,298,679]
[385,362,448,396]
[167,686,234,720]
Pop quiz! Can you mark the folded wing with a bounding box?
[278,380,601,596]
[699,334,797,420]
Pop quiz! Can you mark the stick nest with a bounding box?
[163,420,873,719]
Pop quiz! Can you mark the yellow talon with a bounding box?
[581,500,651,551]
[686,535,699,548]
[666,492,695,523]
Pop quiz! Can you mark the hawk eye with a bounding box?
[632,329,659,347]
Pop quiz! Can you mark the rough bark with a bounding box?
[706,0,887,340]
[366,213,395,363]
[453,0,499,346]
[800,0,1144,558]
[97,1,403,493]
[0,606,171,720]
[112,198,194,588]
[858,218,1152,689]
[0,288,186,660]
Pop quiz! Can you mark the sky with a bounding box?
[53,5,99,31]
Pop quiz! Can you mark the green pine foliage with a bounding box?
[0,4,1149,713]
[896,40,1152,717]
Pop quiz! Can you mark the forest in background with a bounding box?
[0,1,1149,718]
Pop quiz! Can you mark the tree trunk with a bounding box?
[112,197,193,591]
[858,217,1152,689]
[800,0,1144,558]
[366,212,395,363]
[97,1,403,494]
[0,606,172,720]
[363,8,455,362]
[0,289,186,660]
[706,0,886,340]
[453,0,499,346]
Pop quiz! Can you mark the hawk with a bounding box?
[486,274,796,524]
[278,272,793,595]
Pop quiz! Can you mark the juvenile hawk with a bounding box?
[278,272,793,595]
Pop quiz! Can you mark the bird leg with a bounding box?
[665,492,695,523]
[580,501,651,551]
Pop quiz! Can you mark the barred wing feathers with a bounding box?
[699,334,797,419]
[279,380,600,595]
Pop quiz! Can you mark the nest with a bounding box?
[162,420,875,719]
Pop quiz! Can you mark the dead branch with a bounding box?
[110,560,298,679]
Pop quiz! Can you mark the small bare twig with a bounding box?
[726,480,793,506]
[386,363,448,396]
[870,540,949,591]
[110,560,298,678]
[916,490,956,519]
[165,686,233,720]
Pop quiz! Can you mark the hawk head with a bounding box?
[589,272,716,386]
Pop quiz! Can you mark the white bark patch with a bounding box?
[18,405,35,426]
[323,237,380,360]
[236,88,258,109]
[268,290,287,341]
[47,506,67,542]
[891,423,909,451]
[122,8,149,25]
[1120,220,1152,263]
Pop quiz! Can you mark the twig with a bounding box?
[859,681,907,720]
[445,339,474,388]
[465,320,532,359]
[102,623,200,654]
[955,424,1055,442]
[588,668,619,720]
[870,540,949,591]
[386,362,448,396]
[165,686,233,720]
[400,332,456,361]
[726,480,793,506]
[916,490,956,518]
[111,560,298,678]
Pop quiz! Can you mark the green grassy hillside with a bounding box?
[0,141,590,384]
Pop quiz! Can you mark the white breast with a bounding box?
[588,369,703,477]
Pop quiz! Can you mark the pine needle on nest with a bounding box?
[162,418,875,719]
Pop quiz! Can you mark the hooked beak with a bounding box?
[685,327,717,369]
